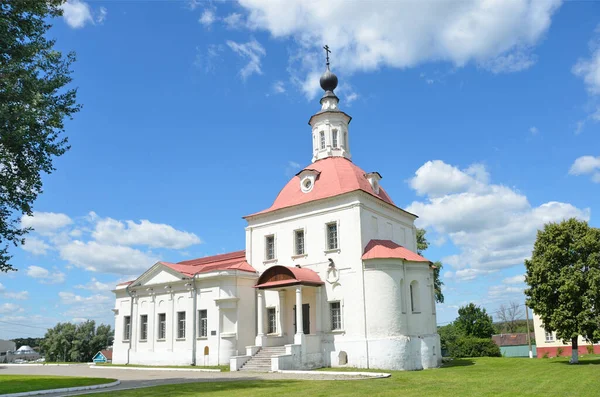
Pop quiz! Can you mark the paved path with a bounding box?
[0,365,372,396]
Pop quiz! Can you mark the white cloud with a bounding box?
[407,161,590,276]
[488,284,525,299]
[238,0,561,97]
[61,0,93,29]
[4,291,29,300]
[59,291,110,304]
[199,9,216,27]
[503,274,525,284]
[96,7,107,24]
[223,13,244,29]
[569,155,600,184]
[75,278,112,292]
[92,218,201,249]
[573,41,600,96]
[195,44,225,74]
[26,265,66,284]
[345,92,359,105]
[273,80,286,94]
[59,240,158,275]
[529,126,539,135]
[226,39,266,80]
[0,303,22,314]
[21,212,72,234]
[21,237,51,256]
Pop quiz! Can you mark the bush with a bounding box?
[542,352,549,358]
[557,347,563,357]
[586,345,594,355]
[448,337,501,358]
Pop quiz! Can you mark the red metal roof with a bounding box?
[246,157,397,217]
[362,239,431,262]
[100,349,113,360]
[116,280,134,286]
[255,265,324,289]
[160,250,257,276]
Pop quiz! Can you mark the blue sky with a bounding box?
[2,0,600,338]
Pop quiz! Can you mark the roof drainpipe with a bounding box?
[191,274,198,366]
[125,283,136,365]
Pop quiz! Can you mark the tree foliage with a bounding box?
[455,303,495,339]
[416,228,444,303]
[0,0,80,272]
[11,337,44,350]
[525,218,600,364]
[448,336,501,358]
[41,321,113,362]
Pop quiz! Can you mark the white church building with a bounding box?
[112,57,441,371]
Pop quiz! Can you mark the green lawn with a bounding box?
[87,355,600,397]
[96,363,229,371]
[0,375,116,394]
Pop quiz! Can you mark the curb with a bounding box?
[276,370,391,379]
[89,365,221,373]
[1,364,88,367]
[0,380,120,397]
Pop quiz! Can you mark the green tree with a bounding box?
[0,0,80,272]
[455,303,495,338]
[525,218,600,364]
[416,228,444,303]
[438,323,459,353]
[41,321,113,362]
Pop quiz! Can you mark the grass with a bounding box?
[95,363,229,371]
[86,355,600,397]
[0,375,116,394]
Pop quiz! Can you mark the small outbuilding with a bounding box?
[492,333,536,357]
[93,350,113,364]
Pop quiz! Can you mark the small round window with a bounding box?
[301,177,314,193]
[304,179,312,189]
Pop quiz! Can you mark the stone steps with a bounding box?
[239,346,287,372]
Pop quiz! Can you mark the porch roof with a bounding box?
[255,265,324,289]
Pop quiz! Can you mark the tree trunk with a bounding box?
[570,337,579,364]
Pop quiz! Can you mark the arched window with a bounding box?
[410,280,420,313]
[320,131,325,149]
[332,129,338,148]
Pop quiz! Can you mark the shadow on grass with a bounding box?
[549,358,600,366]
[440,359,475,368]
[96,379,304,396]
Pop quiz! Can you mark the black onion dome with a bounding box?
[319,67,338,92]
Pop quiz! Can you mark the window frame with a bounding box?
[294,229,305,256]
[332,129,338,148]
[326,222,339,251]
[198,309,208,338]
[123,315,131,341]
[267,307,277,334]
[177,311,186,339]
[410,281,420,313]
[157,312,167,340]
[329,301,343,331]
[320,131,325,149]
[265,234,276,261]
[139,314,148,341]
[545,330,554,342]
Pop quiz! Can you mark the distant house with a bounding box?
[533,313,600,358]
[93,349,112,364]
[492,333,536,357]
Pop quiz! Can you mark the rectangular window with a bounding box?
[158,313,166,340]
[545,330,554,342]
[123,316,131,341]
[267,308,277,334]
[330,302,342,331]
[198,309,207,338]
[320,131,325,149]
[265,235,275,260]
[332,129,338,148]
[140,314,148,341]
[177,311,186,339]
[294,229,305,255]
[327,222,338,250]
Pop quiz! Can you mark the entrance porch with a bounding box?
[230,265,325,371]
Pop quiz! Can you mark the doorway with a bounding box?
[293,303,310,334]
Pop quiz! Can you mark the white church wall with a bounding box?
[358,200,418,252]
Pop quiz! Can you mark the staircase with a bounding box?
[240,346,286,372]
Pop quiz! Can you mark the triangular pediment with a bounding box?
[134,262,185,287]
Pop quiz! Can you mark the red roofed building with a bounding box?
[112,59,440,372]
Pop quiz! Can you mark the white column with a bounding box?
[256,290,266,346]
[257,290,265,336]
[315,287,322,334]
[278,290,286,336]
[294,287,304,345]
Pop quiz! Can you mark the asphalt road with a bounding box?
[0,364,369,396]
